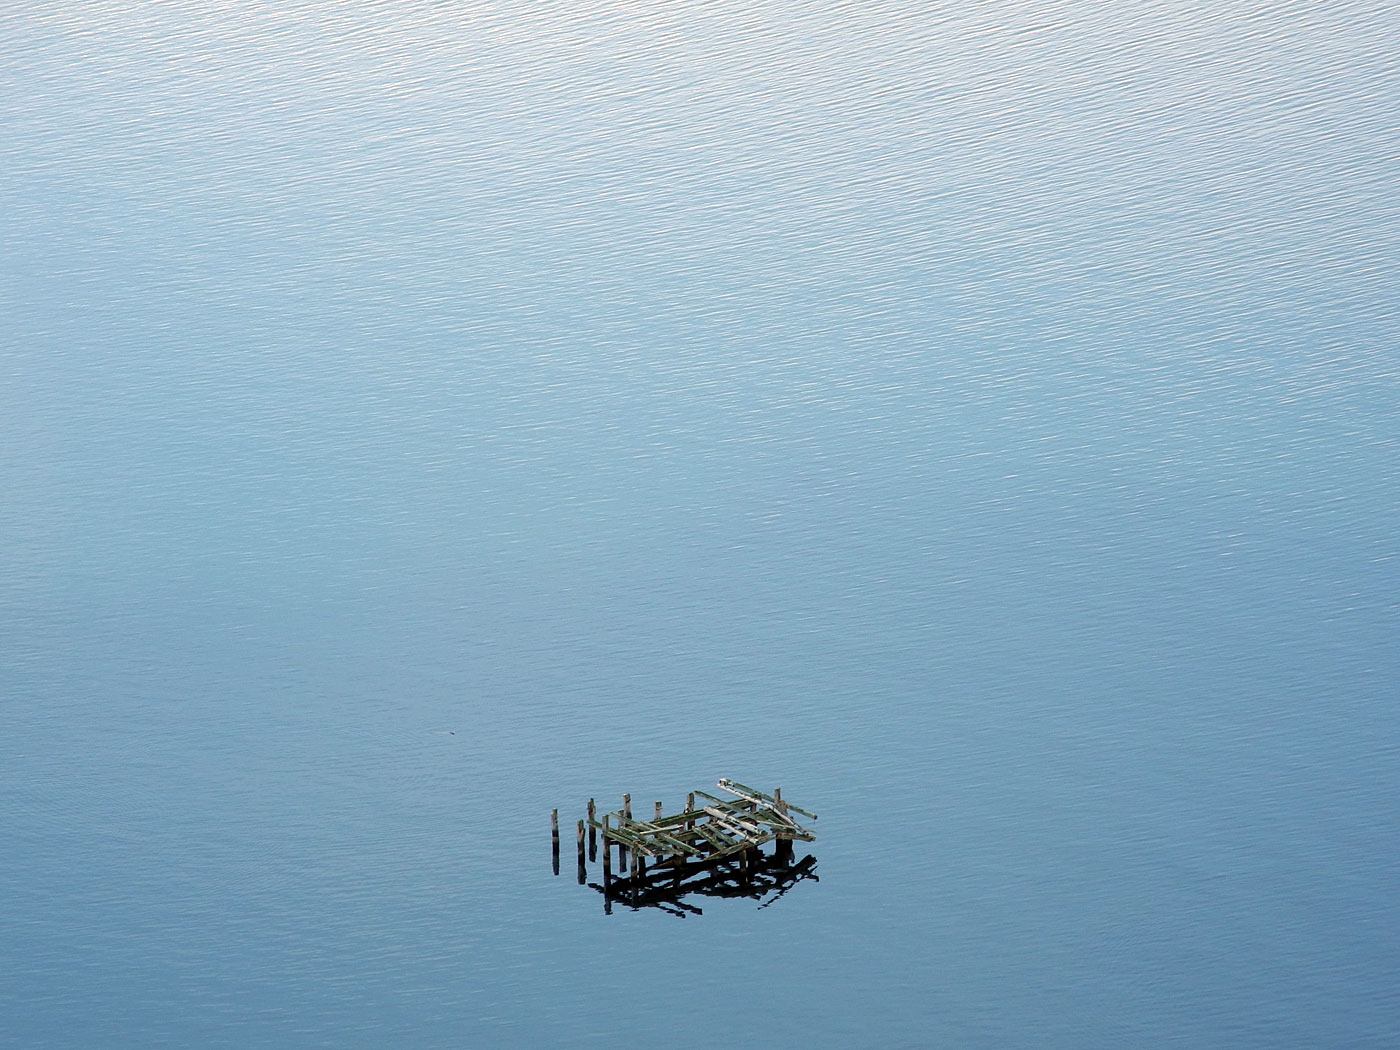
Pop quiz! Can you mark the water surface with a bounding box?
[3,2,1397,1047]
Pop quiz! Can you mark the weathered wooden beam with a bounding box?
[595,824,663,856]
[625,825,703,856]
[695,789,811,835]
[702,805,765,837]
[718,778,818,821]
[691,821,738,852]
[709,832,777,860]
[605,818,702,856]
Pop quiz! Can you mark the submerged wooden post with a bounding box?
[775,835,794,865]
[551,809,560,875]
[620,794,631,867]
[577,820,587,884]
[602,814,612,884]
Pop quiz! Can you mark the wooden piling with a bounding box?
[654,801,663,822]
[587,798,597,860]
[602,814,612,883]
[686,792,695,829]
[620,794,631,866]
[551,808,560,875]
[576,819,586,883]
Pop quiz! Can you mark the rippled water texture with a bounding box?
[3,2,1397,1047]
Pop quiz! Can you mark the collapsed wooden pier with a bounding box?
[553,779,818,914]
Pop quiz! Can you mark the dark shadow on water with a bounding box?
[579,843,819,917]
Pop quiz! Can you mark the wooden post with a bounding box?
[773,786,789,855]
[686,792,695,829]
[587,798,597,860]
[620,794,631,867]
[551,809,560,876]
[577,818,587,884]
[602,814,612,884]
[654,801,663,822]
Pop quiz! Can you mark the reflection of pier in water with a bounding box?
[553,779,819,916]
[589,841,818,916]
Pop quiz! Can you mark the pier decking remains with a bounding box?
[552,779,817,908]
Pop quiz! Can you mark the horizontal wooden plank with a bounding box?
[718,779,818,821]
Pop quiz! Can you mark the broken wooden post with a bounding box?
[602,814,612,884]
[687,792,695,829]
[654,801,663,822]
[774,787,791,857]
[618,795,630,866]
[574,817,585,884]
[551,808,560,875]
[587,798,597,860]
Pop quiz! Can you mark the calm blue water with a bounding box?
[3,2,1397,1047]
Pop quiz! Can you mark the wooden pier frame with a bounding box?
[555,779,817,912]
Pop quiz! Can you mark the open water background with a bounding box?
[3,2,1397,1047]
